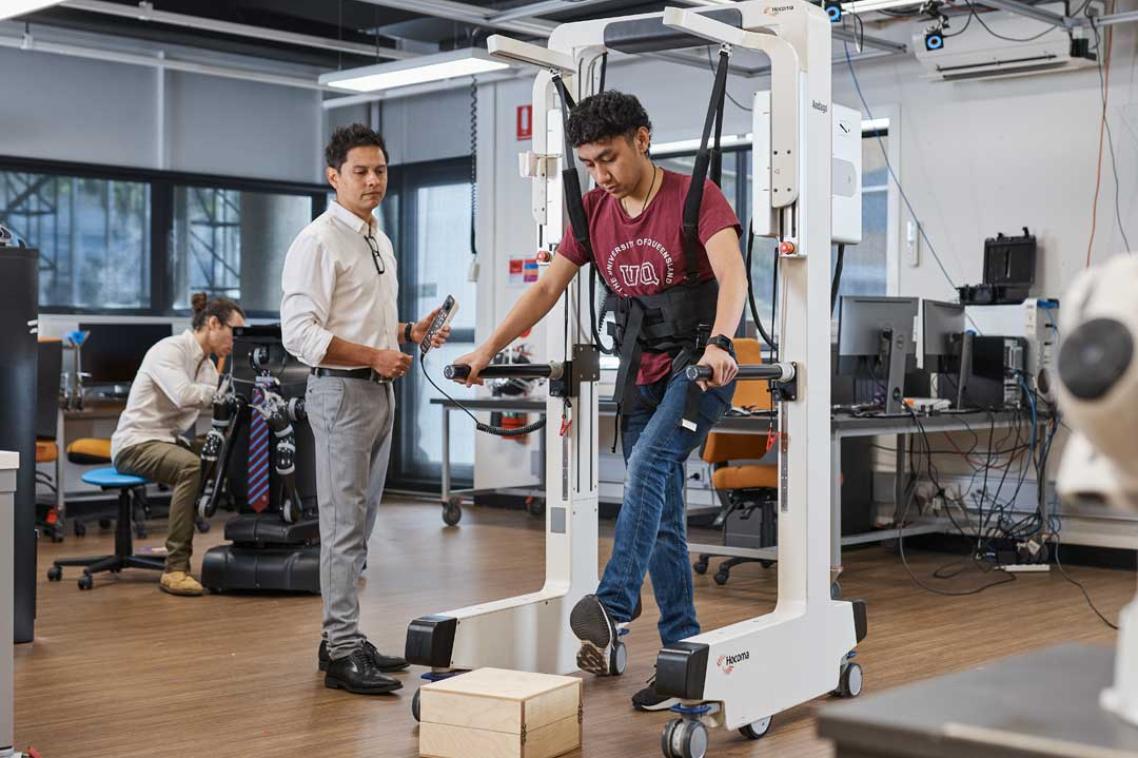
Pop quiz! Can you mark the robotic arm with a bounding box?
[196,379,245,521]
[251,389,307,525]
[1055,254,1138,727]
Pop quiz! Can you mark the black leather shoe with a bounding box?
[319,639,409,673]
[324,647,403,695]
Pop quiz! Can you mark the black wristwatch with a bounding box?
[403,322,414,344]
[706,334,732,353]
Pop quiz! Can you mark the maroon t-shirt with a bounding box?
[558,169,741,384]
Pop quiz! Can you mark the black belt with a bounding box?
[310,367,390,384]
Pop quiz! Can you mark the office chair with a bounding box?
[691,338,778,585]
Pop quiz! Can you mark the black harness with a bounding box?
[552,48,734,442]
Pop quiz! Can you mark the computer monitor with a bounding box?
[922,300,966,369]
[837,296,919,413]
[78,323,173,385]
[921,300,972,410]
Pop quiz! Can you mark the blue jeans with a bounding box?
[597,372,734,646]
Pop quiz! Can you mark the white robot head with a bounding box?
[1055,254,1138,727]
[1055,254,1138,510]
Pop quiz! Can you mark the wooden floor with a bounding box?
[14,499,1133,758]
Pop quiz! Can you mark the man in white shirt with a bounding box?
[281,123,450,696]
[113,295,246,596]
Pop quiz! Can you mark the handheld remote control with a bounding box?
[420,295,458,356]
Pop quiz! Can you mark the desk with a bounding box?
[432,398,548,512]
[817,643,1138,757]
[686,409,1027,576]
[1,450,18,757]
[51,400,127,521]
[433,397,1029,575]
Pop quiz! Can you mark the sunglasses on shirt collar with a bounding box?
[364,233,385,276]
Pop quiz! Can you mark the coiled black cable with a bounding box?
[469,77,479,261]
[421,353,547,437]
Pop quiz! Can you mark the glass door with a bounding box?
[383,158,479,490]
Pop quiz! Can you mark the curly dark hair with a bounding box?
[566,90,652,148]
[325,123,389,171]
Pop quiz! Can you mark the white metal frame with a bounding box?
[410,3,861,752]
[648,3,860,737]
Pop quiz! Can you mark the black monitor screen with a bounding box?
[79,323,173,384]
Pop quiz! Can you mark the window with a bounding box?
[0,171,150,309]
[0,156,326,315]
[383,158,479,490]
[171,187,313,312]
[651,123,892,347]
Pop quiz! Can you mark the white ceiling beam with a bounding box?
[60,0,414,59]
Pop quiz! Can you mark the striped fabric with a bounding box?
[248,387,271,513]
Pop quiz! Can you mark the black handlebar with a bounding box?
[445,363,558,381]
[684,364,788,382]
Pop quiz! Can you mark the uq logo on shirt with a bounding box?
[603,237,677,295]
[619,262,661,288]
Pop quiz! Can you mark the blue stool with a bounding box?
[46,468,166,590]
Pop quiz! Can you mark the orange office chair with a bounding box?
[692,338,779,585]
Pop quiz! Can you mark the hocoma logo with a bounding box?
[763,4,796,14]
[716,650,750,675]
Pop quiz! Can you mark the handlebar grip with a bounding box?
[445,364,472,380]
[685,365,714,381]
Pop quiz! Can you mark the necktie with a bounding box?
[248,386,271,512]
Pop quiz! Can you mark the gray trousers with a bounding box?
[306,375,395,659]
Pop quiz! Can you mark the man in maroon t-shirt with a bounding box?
[454,91,747,711]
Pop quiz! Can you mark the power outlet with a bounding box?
[906,220,920,267]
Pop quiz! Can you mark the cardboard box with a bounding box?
[419,668,583,758]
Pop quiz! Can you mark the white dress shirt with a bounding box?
[111,329,219,461]
[280,200,399,369]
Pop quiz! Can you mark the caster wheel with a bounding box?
[760,559,774,569]
[443,498,462,526]
[881,538,900,555]
[661,718,708,758]
[834,661,863,698]
[134,525,148,540]
[411,689,421,722]
[196,518,211,534]
[98,518,112,530]
[46,566,62,582]
[74,521,87,538]
[609,640,628,676]
[714,571,729,586]
[693,557,709,575]
[831,581,841,600]
[524,496,545,517]
[78,574,93,591]
[739,715,772,740]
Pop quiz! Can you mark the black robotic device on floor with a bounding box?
[199,324,320,594]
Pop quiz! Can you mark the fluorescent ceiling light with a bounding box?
[1,0,65,20]
[842,0,924,14]
[320,48,509,93]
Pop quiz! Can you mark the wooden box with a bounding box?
[419,668,583,758]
